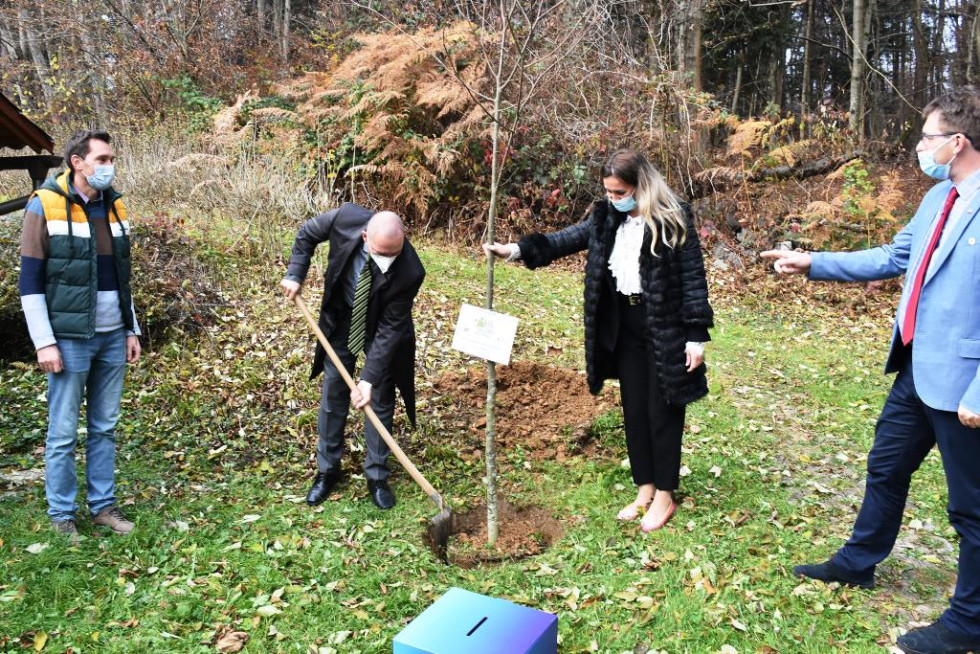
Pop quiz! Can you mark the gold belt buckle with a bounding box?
[629,294,641,306]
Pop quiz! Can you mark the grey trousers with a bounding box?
[316,333,395,482]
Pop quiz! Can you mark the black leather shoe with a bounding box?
[793,559,875,589]
[367,479,396,510]
[306,471,341,506]
[897,622,980,654]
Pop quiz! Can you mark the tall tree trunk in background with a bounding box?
[691,2,702,91]
[913,0,929,107]
[933,0,947,95]
[78,29,105,123]
[645,0,669,78]
[0,15,18,60]
[953,0,968,84]
[969,0,980,84]
[282,0,290,61]
[768,57,779,110]
[801,0,814,114]
[848,0,873,139]
[258,0,267,41]
[273,0,283,53]
[674,0,703,89]
[731,51,743,113]
[18,9,53,106]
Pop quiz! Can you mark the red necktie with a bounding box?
[901,186,959,345]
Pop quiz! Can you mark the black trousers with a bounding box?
[316,314,395,481]
[614,294,686,490]
[832,350,980,637]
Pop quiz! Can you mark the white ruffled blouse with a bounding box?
[608,215,645,295]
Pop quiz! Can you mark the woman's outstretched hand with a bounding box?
[483,242,515,259]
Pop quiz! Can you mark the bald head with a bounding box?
[364,211,405,257]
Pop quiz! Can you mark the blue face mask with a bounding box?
[610,194,637,213]
[85,165,116,191]
[918,137,956,180]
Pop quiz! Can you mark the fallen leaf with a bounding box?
[26,543,48,555]
[216,631,249,652]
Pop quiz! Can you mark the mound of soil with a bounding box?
[430,361,618,461]
[447,498,563,567]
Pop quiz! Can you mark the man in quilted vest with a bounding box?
[19,130,141,542]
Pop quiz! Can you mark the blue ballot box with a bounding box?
[393,587,558,654]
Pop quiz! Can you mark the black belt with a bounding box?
[619,293,642,306]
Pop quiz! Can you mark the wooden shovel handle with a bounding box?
[293,294,440,501]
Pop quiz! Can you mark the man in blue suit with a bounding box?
[763,87,980,654]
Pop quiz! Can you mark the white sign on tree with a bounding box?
[451,304,519,365]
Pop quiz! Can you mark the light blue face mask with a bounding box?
[918,137,956,180]
[610,194,637,213]
[84,165,116,191]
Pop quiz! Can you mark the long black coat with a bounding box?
[285,203,425,425]
[518,200,713,405]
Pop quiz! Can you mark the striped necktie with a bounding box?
[347,257,373,354]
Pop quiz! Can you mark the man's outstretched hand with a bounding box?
[760,249,812,275]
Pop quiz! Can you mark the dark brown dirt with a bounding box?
[446,498,563,567]
[430,360,619,461]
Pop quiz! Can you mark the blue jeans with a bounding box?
[45,330,127,521]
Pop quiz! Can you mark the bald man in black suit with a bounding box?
[282,205,425,510]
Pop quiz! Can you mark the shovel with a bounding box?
[293,294,452,561]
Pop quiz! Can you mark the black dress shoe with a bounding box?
[367,479,396,510]
[306,471,341,506]
[793,559,875,589]
[897,622,980,654]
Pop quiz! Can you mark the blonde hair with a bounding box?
[602,149,687,253]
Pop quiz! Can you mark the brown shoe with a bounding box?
[92,506,134,534]
[52,518,80,545]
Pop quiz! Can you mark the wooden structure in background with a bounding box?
[0,93,61,216]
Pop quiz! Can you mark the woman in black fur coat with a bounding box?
[485,149,713,532]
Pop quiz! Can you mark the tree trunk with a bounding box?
[731,53,743,114]
[848,0,872,139]
[78,29,105,123]
[18,9,53,106]
[768,57,782,110]
[691,4,702,91]
[0,14,18,59]
[801,0,814,114]
[482,2,510,548]
[258,0,266,39]
[674,0,703,89]
[281,0,290,61]
[931,0,946,96]
[273,0,283,52]
[968,2,979,84]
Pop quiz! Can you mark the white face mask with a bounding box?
[370,253,397,274]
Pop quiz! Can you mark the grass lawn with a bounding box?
[0,237,954,653]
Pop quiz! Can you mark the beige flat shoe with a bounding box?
[640,500,676,533]
[617,500,650,521]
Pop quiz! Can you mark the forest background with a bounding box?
[0,1,972,653]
